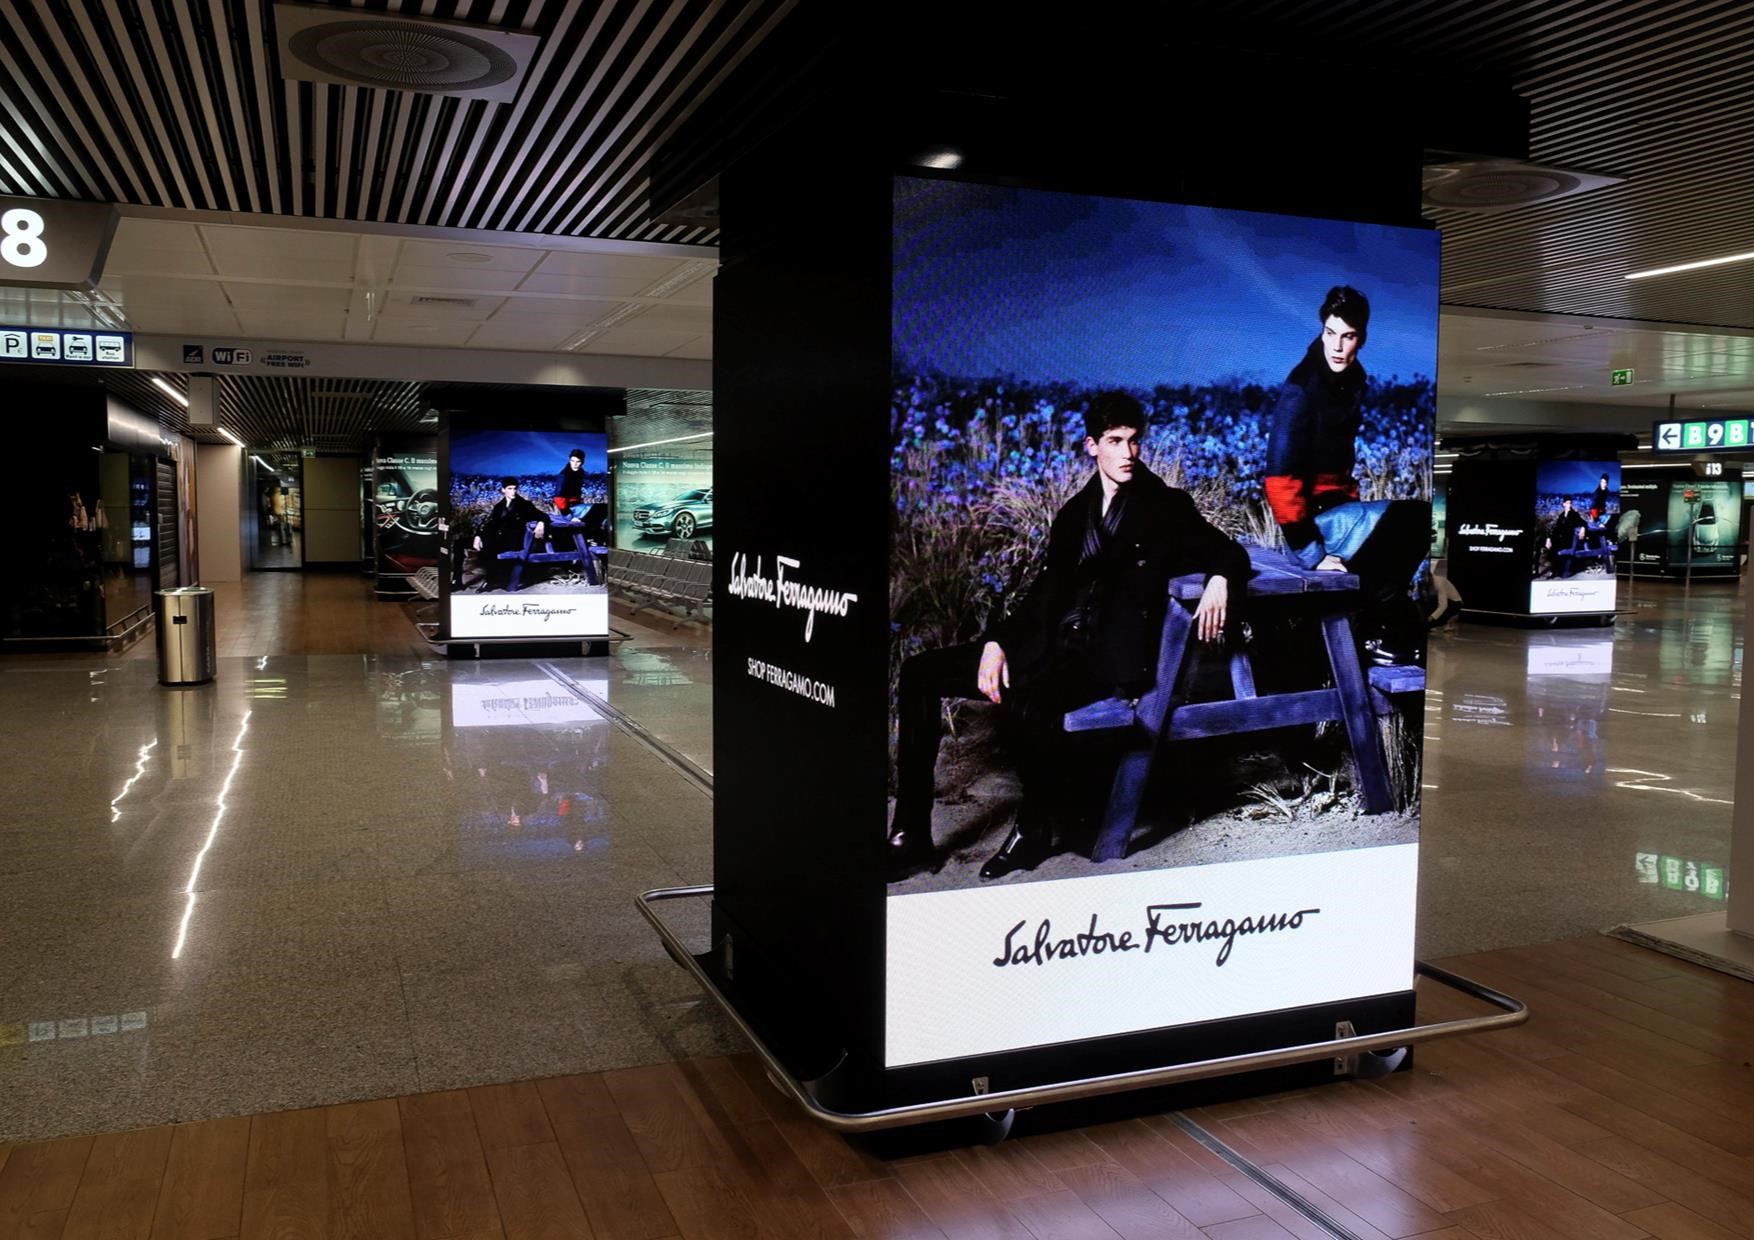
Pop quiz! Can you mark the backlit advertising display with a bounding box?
[1529,460,1619,614]
[885,178,1437,1067]
[372,448,439,588]
[1666,479,1740,573]
[445,429,610,639]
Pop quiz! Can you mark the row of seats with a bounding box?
[663,538,714,561]
[607,548,713,621]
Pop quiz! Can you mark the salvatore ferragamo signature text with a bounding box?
[993,902,1321,969]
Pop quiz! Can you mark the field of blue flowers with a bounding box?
[448,471,609,534]
[890,370,1435,668]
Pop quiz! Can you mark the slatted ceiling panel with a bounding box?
[0,0,796,244]
[620,385,712,443]
[1180,0,1754,329]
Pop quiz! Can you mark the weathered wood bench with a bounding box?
[495,518,608,590]
[1064,546,1415,862]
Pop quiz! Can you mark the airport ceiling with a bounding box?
[7,1,1754,440]
[0,0,797,243]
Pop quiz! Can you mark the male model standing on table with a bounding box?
[887,392,1249,883]
[471,478,546,591]
[1264,285,1430,665]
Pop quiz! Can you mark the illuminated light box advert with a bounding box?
[446,429,610,639]
[885,178,1437,1066]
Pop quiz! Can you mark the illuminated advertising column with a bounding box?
[713,163,1440,1104]
[1529,460,1620,615]
[1447,441,1628,618]
[882,179,1436,1082]
[437,398,617,644]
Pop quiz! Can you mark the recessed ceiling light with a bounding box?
[447,251,493,263]
[911,145,964,170]
[1626,249,1754,280]
[150,376,189,407]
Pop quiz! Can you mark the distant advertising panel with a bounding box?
[1529,460,1619,614]
[373,449,439,585]
[614,452,713,550]
[446,429,610,639]
[884,178,1436,1067]
[1617,477,1665,565]
[1445,460,1537,614]
[1666,479,1740,572]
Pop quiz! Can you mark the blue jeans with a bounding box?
[1288,499,1399,569]
[1313,499,1398,565]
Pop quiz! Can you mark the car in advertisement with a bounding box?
[632,487,713,539]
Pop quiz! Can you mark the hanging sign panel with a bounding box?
[1653,418,1752,453]
[0,196,119,289]
[0,325,133,367]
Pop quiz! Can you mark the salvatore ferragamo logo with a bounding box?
[994,902,1321,969]
[726,553,859,641]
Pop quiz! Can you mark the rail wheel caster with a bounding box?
[972,1109,1015,1144]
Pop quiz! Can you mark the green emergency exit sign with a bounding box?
[1611,368,1634,386]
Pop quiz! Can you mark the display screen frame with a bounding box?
[884,175,1438,1069]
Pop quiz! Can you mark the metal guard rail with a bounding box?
[636,883,1529,1134]
[1,606,155,645]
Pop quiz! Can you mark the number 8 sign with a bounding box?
[1,208,47,269]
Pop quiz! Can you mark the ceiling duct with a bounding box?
[274,4,540,103]
[1422,159,1625,214]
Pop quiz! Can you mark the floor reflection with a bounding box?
[1419,580,1742,956]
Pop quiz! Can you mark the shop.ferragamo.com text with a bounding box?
[745,657,836,708]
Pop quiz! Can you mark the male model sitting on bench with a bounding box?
[887,392,1247,883]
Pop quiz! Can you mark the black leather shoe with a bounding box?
[886,826,939,882]
[1364,635,1424,667]
[979,822,1054,880]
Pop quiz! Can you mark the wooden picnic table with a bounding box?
[1064,545,1417,862]
[495,518,608,590]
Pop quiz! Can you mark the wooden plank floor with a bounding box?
[2,936,1749,1239]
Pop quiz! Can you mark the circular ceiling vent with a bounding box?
[1426,168,1582,210]
[287,21,519,93]
[1422,161,1626,214]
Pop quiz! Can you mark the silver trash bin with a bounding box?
[156,587,217,686]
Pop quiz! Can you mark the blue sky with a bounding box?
[452,430,607,476]
[893,178,1441,388]
[1537,459,1619,497]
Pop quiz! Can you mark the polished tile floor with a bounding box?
[0,572,1742,1142]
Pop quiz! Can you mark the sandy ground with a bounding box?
[888,704,1420,894]
[461,559,608,596]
